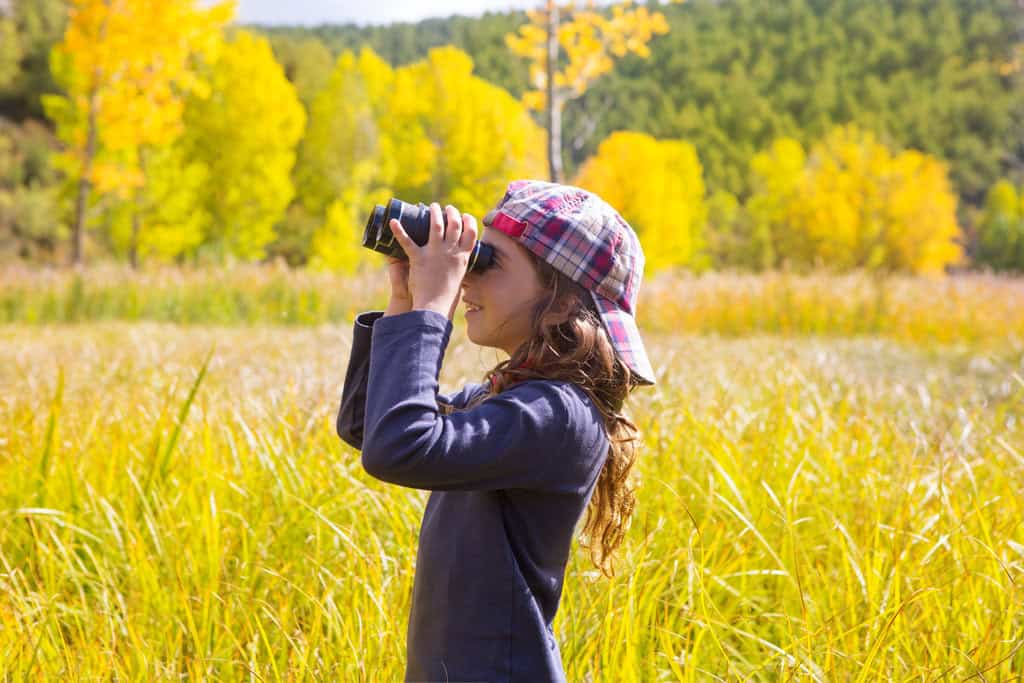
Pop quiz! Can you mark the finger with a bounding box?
[389,219,417,258]
[459,213,478,251]
[444,205,462,245]
[429,203,445,245]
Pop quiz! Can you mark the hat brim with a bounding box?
[589,290,656,386]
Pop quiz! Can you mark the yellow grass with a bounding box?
[2,264,1023,354]
[1,270,1022,679]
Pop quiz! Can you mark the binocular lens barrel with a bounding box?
[362,198,494,273]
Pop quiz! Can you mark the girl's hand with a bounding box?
[384,256,413,317]
[388,202,478,321]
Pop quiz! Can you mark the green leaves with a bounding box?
[976,180,1024,272]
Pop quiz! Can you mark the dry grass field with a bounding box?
[1,267,1022,679]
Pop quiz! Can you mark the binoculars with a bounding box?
[362,198,495,273]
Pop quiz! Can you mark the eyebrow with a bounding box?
[481,240,504,258]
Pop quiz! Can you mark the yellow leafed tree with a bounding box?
[574,130,707,272]
[296,48,408,220]
[394,46,546,214]
[505,0,677,182]
[181,30,306,262]
[42,0,233,265]
[746,123,963,274]
[302,48,412,272]
[308,46,545,273]
[745,138,807,269]
[100,143,209,261]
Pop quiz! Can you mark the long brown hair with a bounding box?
[461,256,644,578]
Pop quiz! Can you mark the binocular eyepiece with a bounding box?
[362,198,495,273]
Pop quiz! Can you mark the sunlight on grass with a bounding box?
[1,312,1021,678]
[3,265,1023,354]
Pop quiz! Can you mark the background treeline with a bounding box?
[1,0,1021,272]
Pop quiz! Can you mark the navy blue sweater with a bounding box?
[337,309,610,682]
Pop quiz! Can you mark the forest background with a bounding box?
[1,0,1022,276]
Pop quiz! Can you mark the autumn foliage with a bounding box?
[301,46,545,272]
[42,0,233,263]
[182,30,306,261]
[745,124,963,274]
[25,0,977,275]
[505,0,674,181]
[505,0,671,112]
[574,130,707,272]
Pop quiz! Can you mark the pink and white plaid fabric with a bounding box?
[487,179,656,386]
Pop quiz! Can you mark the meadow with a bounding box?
[1,266,1022,680]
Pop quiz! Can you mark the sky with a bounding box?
[232,0,543,26]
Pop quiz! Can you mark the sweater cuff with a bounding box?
[369,309,454,384]
[353,310,385,347]
[371,308,453,338]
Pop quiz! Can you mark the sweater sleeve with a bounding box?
[361,309,587,492]
[337,311,486,448]
[436,382,488,414]
[336,311,384,450]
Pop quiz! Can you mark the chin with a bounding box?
[465,324,484,345]
[467,327,499,351]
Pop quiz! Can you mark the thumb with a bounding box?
[390,219,416,256]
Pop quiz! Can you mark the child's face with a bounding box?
[460,225,547,357]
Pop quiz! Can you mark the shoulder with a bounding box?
[505,379,608,449]
[507,380,609,486]
[459,379,606,444]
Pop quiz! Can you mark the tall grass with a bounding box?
[0,263,371,326]
[1,320,1021,679]
[3,264,1023,352]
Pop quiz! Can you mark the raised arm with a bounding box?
[337,310,487,449]
[360,309,608,492]
[337,311,383,450]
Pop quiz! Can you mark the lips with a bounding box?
[464,300,483,312]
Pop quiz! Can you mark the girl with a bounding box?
[337,180,656,682]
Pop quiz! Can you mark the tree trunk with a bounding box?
[545,0,564,184]
[129,147,144,269]
[71,90,99,266]
[129,210,139,269]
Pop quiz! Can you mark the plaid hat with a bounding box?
[484,179,656,386]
